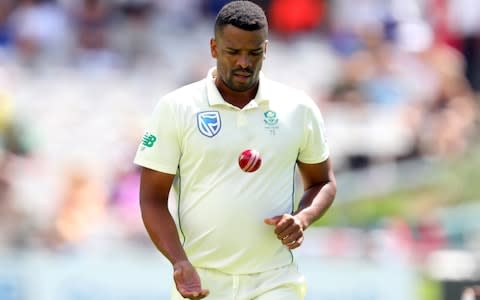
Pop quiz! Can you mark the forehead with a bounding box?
[218,24,267,49]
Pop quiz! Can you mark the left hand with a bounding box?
[173,261,209,299]
[264,214,304,250]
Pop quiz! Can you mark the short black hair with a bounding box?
[214,1,268,36]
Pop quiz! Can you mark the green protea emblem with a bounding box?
[264,110,278,125]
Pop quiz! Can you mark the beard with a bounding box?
[223,69,258,92]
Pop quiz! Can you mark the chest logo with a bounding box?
[197,111,221,137]
[264,110,279,135]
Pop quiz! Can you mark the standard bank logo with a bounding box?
[197,111,221,137]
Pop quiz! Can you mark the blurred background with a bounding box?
[0,0,479,299]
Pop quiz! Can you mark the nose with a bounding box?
[237,53,251,69]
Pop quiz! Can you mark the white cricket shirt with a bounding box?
[134,68,329,274]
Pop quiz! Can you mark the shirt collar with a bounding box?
[206,67,270,109]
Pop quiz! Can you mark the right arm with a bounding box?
[139,167,209,299]
[139,167,186,264]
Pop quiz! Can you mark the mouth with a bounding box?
[233,69,252,76]
[233,72,252,81]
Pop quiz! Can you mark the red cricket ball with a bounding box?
[238,149,262,173]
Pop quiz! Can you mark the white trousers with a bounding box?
[171,263,306,300]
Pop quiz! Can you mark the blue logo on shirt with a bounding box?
[197,111,221,137]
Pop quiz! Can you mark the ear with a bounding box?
[263,40,269,60]
[210,38,218,59]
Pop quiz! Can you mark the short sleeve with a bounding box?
[133,97,181,174]
[297,94,330,164]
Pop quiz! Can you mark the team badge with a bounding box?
[197,111,221,137]
[264,110,279,135]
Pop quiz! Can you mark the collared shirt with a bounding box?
[134,67,329,274]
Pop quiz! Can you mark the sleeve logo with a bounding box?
[141,133,157,149]
[197,111,221,137]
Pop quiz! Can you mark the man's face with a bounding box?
[211,25,268,92]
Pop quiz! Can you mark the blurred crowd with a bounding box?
[0,0,478,278]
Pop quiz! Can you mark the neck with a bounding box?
[215,78,259,109]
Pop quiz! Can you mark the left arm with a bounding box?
[264,158,336,249]
[294,158,336,228]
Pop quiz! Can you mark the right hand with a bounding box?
[173,261,209,299]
